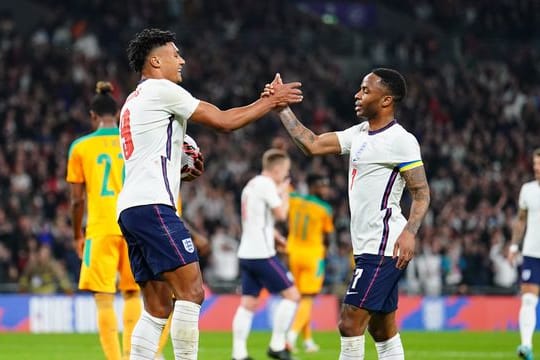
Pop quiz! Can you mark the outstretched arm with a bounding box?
[278,107,341,156]
[189,81,302,132]
[393,165,430,269]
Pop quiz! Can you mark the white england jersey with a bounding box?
[519,181,540,258]
[336,120,423,257]
[238,175,282,259]
[117,79,200,216]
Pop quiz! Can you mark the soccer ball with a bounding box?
[181,134,200,179]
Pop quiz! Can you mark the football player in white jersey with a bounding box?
[117,28,302,360]
[266,69,430,359]
[232,149,299,360]
[508,148,540,360]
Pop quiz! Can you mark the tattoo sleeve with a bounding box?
[401,166,430,235]
[278,107,317,155]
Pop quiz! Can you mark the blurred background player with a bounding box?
[66,81,142,360]
[232,149,299,360]
[269,69,430,359]
[286,173,335,353]
[508,148,540,360]
[117,28,302,360]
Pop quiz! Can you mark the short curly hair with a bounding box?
[372,68,407,103]
[127,28,176,73]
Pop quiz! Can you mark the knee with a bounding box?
[282,286,301,302]
[240,296,259,312]
[338,315,361,337]
[183,284,205,305]
[368,326,395,342]
[145,297,174,318]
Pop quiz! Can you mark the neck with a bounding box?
[368,114,395,132]
[97,116,117,129]
[261,170,277,184]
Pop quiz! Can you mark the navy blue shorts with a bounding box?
[239,256,294,296]
[118,204,199,283]
[521,256,540,285]
[343,254,404,313]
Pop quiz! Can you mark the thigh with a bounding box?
[258,256,294,294]
[339,303,371,336]
[79,235,121,293]
[119,205,199,281]
[117,235,139,291]
[521,256,540,286]
[294,255,325,295]
[343,254,403,312]
[240,259,264,297]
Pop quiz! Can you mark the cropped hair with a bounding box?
[372,68,407,103]
[262,149,289,170]
[307,173,330,188]
[127,28,176,73]
[534,148,540,157]
[90,81,117,116]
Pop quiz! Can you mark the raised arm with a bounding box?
[189,81,302,132]
[278,107,341,156]
[393,165,430,269]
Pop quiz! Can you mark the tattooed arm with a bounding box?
[402,166,430,235]
[278,107,341,156]
[393,165,430,269]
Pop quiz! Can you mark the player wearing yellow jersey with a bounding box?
[67,82,141,360]
[286,173,334,353]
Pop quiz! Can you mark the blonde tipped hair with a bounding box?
[262,149,289,170]
[534,148,540,157]
[95,81,114,95]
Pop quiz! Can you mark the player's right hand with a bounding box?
[265,73,302,108]
[74,237,85,259]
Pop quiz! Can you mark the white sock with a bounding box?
[232,306,254,359]
[375,333,404,359]
[269,299,297,351]
[520,293,538,348]
[131,310,168,360]
[339,335,365,360]
[287,330,298,348]
[171,300,200,360]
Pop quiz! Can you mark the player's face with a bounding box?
[354,73,389,119]
[155,42,185,84]
[533,155,540,181]
[274,159,291,184]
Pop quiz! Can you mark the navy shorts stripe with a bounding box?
[118,204,198,283]
[344,254,403,313]
[521,256,540,285]
[240,256,293,296]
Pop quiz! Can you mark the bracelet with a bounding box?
[509,244,519,253]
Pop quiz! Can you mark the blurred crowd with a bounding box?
[0,0,539,296]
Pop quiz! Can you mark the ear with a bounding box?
[381,95,393,108]
[149,55,160,69]
[89,110,97,121]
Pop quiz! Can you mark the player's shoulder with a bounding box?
[522,180,540,192]
[304,194,333,214]
[68,128,119,157]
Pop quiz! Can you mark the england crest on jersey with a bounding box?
[182,237,195,253]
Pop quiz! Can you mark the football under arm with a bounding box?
[69,182,86,239]
[401,165,430,235]
[277,107,341,156]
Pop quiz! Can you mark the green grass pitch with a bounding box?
[1,330,533,359]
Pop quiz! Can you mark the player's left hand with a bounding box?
[393,230,415,270]
[275,231,287,253]
[182,152,204,182]
[74,237,85,259]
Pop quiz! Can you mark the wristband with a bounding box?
[509,244,519,254]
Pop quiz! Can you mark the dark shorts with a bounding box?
[521,256,540,285]
[118,204,198,283]
[239,256,294,296]
[343,254,404,313]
